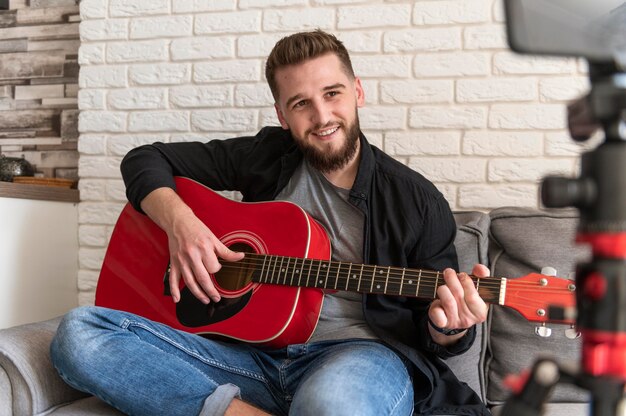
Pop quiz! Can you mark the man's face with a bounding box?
[273,53,365,173]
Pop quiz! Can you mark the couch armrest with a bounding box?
[0,316,89,416]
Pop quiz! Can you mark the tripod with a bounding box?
[502,62,626,416]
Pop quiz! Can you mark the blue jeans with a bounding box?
[50,306,414,416]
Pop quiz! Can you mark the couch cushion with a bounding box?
[486,207,590,407]
[0,317,90,415]
[446,211,490,403]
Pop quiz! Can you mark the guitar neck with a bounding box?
[245,253,505,304]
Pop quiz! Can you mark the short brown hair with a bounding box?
[265,29,355,101]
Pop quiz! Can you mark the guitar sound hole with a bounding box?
[214,242,256,292]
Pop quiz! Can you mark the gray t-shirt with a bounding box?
[276,160,378,342]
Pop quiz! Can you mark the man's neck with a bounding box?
[322,141,361,190]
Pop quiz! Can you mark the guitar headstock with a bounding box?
[503,273,576,324]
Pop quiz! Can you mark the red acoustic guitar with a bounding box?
[96,177,576,348]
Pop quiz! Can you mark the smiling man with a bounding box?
[51,30,490,416]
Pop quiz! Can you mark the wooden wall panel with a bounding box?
[0,2,79,181]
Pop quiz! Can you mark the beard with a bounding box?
[294,113,361,174]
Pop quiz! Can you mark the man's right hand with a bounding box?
[140,187,244,304]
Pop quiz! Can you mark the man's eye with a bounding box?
[327,91,338,97]
[294,100,307,108]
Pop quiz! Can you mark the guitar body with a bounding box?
[96,177,332,348]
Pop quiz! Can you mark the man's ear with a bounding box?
[274,103,289,130]
[355,76,365,108]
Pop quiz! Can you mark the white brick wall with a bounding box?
[77,0,590,303]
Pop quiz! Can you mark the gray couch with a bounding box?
[0,207,590,415]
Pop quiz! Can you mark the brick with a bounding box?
[381,80,453,104]
[358,106,405,130]
[413,52,490,77]
[463,131,543,156]
[545,131,599,156]
[170,85,233,108]
[14,84,64,100]
[28,39,80,53]
[78,247,106,270]
[433,183,457,208]
[61,109,79,140]
[80,19,128,41]
[408,157,486,182]
[171,132,214,143]
[489,104,566,129]
[78,134,107,155]
[80,0,107,19]
[106,179,127,202]
[360,79,378,104]
[78,89,106,110]
[351,55,410,78]
[129,63,191,85]
[194,60,261,83]
[173,0,235,13]
[77,178,106,200]
[539,77,590,102]
[234,84,273,107]
[340,31,382,53]
[385,131,461,156]
[384,27,461,52]
[79,111,127,133]
[489,158,575,182]
[237,33,284,58]
[413,0,491,24]
[0,23,78,40]
[458,184,538,209]
[109,0,169,17]
[241,0,305,7]
[78,270,100,292]
[108,87,167,110]
[338,4,410,29]
[259,107,281,128]
[78,291,95,307]
[16,5,79,25]
[456,78,537,102]
[79,225,108,247]
[128,111,189,132]
[170,36,234,61]
[364,131,382,149]
[79,65,127,88]
[494,52,577,75]
[464,24,508,50]
[191,109,258,132]
[196,11,261,34]
[130,15,192,39]
[263,8,333,31]
[78,157,124,179]
[107,134,167,156]
[78,43,105,65]
[107,40,168,63]
[409,106,487,129]
[0,51,65,81]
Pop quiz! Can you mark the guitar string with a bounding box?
[215,258,573,293]
[215,255,570,289]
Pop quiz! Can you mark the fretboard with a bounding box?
[247,253,504,304]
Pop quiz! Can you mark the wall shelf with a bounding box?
[0,181,79,203]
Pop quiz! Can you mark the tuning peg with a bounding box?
[541,266,557,276]
[565,325,581,339]
[535,323,552,338]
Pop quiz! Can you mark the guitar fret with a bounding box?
[324,260,330,288]
[334,261,341,290]
[345,263,352,291]
[267,255,276,283]
[384,267,390,294]
[291,257,298,286]
[399,268,405,295]
[370,266,376,293]
[416,269,422,297]
[434,271,440,298]
[305,258,313,288]
[357,264,364,292]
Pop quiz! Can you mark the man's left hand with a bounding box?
[427,264,490,346]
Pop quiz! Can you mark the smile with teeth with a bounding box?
[315,126,339,137]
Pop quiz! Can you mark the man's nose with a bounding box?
[310,101,331,126]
